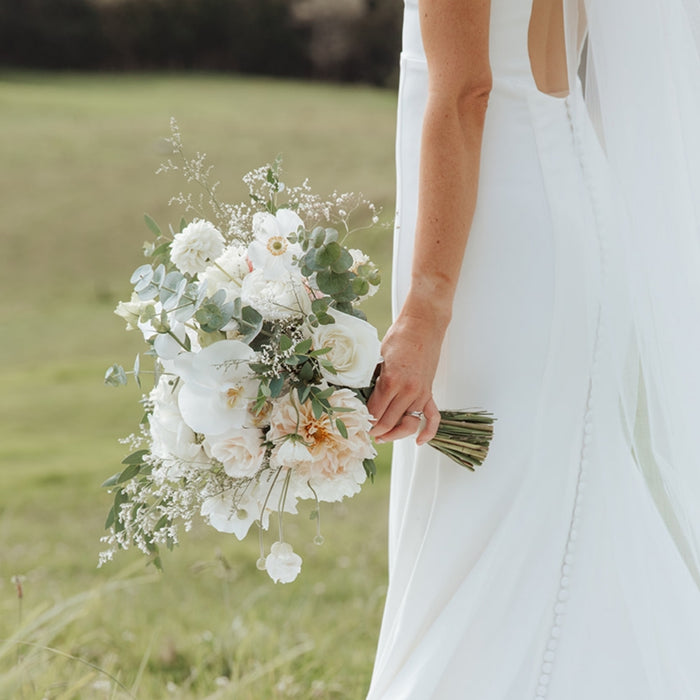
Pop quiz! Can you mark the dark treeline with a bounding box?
[0,0,402,86]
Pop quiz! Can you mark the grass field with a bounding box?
[0,71,397,699]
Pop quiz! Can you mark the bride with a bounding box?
[366,0,700,697]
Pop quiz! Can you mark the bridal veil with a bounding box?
[567,0,700,582]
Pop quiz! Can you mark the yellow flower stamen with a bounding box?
[226,386,245,408]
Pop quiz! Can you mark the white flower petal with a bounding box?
[264,541,302,583]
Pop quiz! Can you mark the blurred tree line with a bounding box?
[0,0,402,86]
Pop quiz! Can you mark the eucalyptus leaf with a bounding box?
[316,241,342,267]
[331,248,354,274]
[132,265,154,292]
[351,277,370,297]
[311,298,329,314]
[316,270,351,296]
[104,364,128,387]
[136,283,159,302]
[133,353,141,388]
[195,303,229,333]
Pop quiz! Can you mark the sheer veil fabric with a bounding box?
[367,0,700,697]
[575,0,700,580]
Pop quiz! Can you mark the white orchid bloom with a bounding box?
[173,340,257,436]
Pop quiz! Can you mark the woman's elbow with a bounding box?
[456,79,492,119]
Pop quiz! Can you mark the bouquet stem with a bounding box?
[428,410,495,471]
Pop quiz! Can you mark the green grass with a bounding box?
[0,71,397,699]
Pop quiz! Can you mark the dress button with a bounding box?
[551,625,561,638]
[569,528,579,541]
[539,674,551,686]
[580,458,589,469]
[554,602,566,614]
[554,614,564,626]
[564,553,574,565]
[536,687,547,698]
[560,575,570,588]
[584,423,593,435]
[547,638,558,651]
[542,662,553,674]
[544,650,555,663]
[583,433,593,447]
[562,564,571,576]
[558,590,569,602]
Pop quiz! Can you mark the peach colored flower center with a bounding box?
[301,417,333,447]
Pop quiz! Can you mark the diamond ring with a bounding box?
[405,410,425,420]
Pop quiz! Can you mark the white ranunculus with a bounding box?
[311,308,381,388]
[199,245,250,302]
[173,340,257,436]
[247,209,303,280]
[208,426,266,478]
[241,268,311,322]
[170,219,225,276]
[114,293,153,331]
[264,541,302,584]
[149,377,207,479]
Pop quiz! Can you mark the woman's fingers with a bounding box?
[416,397,440,445]
[370,391,418,439]
[375,413,422,443]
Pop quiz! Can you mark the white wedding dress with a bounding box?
[367,1,700,698]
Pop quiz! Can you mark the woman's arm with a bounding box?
[368,0,492,444]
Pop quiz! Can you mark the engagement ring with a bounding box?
[405,411,425,420]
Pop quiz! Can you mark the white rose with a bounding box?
[247,209,303,280]
[199,245,250,302]
[241,268,311,322]
[170,219,225,276]
[264,541,302,584]
[312,308,381,388]
[208,427,266,478]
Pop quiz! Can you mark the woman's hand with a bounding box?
[367,307,447,445]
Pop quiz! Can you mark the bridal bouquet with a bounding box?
[100,119,493,582]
